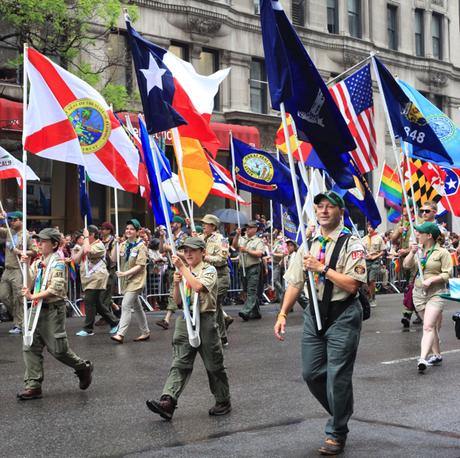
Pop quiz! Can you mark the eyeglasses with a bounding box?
[420,209,433,214]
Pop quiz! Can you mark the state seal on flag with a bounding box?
[65,99,111,154]
[427,115,456,141]
[242,154,274,182]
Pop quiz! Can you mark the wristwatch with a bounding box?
[321,265,330,276]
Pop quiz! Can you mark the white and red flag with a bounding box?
[0,146,39,189]
[329,64,377,173]
[23,47,139,193]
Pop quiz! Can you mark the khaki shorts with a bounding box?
[413,287,447,313]
[366,260,381,282]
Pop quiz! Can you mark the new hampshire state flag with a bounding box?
[398,79,460,168]
[231,138,295,207]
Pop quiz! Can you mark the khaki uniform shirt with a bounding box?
[272,239,285,264]
[363,233,385,257]
[79,240,108,291]
[202,232,229,268]
[119,239,148,293]
[1,228,37,269]
[239,235,265,267]
[30,253,67,303]
[284,224,367,302]
[187,261,217,313]
[404,244,452,291]
[102,235,116,270]
[395,221,411,250]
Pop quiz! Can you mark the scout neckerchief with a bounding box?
[418,244,437,276]
[180,266,201,348]
[367,231,377,251]
[125,238,142,260]
[314,227,351,284]
[23,252,61,347]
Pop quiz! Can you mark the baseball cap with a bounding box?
[101,221,114,232]
[201,214,220,226]
[126,218,141,230]
[178,237,206,250]
[313,191,345,209]
[246,220,258,228]
[172,216,185,225]
[33,228,61,243]
[7,211,23,220]
[414,222,441,240]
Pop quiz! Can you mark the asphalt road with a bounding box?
[1,294,459,458]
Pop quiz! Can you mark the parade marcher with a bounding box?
[275,191,367,456]
[0,211,37,334]
[403,222,452,372]
[156,216,188,330]
[73,225,119,337]
[232,220,265,321]
[18,228,93,400]
[363,223,386,307]
[111,219,150,343]
[200,214,232,346]
[146,237,231,420]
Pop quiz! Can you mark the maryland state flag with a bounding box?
[405,158,445,206]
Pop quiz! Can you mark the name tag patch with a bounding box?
[351,250,365,260]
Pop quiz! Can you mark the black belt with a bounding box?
[310,295,356,334]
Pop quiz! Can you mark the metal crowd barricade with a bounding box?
[374,256,409,294]
[227,258,243,302]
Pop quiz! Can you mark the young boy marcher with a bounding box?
[146,237,231,420]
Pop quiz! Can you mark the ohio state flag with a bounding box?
[23,47,139,193]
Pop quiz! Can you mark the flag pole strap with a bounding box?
[229,131,246,277]
[280,102,322,331]
[149,133,200,348]
[372,56,425,283]
[326,54,376,87]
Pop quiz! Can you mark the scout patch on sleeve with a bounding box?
[351,250,365,260]
[54,263,65,271]
[354,265,365,275]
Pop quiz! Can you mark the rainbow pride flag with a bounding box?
[69,260,77,282]
[379,164,402,210]
[387,206,402,223]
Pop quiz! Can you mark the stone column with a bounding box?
[424,9,432,58]
[226,52,251,112]
[442,15,449,62]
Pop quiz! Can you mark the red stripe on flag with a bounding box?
[24,119,77,153]
[28,48,76,108]
[0,170,21,180]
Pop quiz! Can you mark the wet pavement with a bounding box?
[1,294,460,457]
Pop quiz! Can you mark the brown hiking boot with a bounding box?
[208,401,232,416]
[17,388,42,401]
[155,319,169,330]
[318,438,346,456]
[75,361,93,390]
[146,395,176,420]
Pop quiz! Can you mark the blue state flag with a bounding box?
[78,165,92,224]
[398,79,460,167]
[126,20,186,135]
[273,203,299,241]
[373,57,453,165]
[232,138,295,207]
[138,117,173,226]
[332,160,382,228]
[259,0,357,189]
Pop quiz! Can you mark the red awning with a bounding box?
[0,98,23,132]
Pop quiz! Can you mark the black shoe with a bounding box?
[17,387,43,400]
[238,312,249,322]
[209,401,232,416]
[221,336,228,347]
[401,317,410,328]
[248,312,262,320]
[146,395,176,421]
[75,361,93,390]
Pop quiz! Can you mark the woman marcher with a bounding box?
[403,222,452,372]
[110,219,150,344]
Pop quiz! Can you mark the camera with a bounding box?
[452,312,460,339]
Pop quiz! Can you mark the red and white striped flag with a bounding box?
[0,146,39,189]
[207,153,246,204]
[24,47,139,193]
[329,64,377,174]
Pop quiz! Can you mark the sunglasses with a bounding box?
[420,209,433,214]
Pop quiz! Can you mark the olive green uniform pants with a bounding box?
[23,301,87,389]
[0,268,23,327]
[216,267,230,340]
[239,264,261,316]
[162,313,230,404]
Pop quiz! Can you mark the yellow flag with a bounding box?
[172,136,213,207]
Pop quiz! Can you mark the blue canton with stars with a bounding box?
[344,64,373,115]
[441,167,459,196]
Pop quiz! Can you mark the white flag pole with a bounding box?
[0,201,21,268]
[113,188,121,294]
[171,128,196,232]
[269,199,274,291]
[372,56,425,283]
[374,160,386,201]
[229,131,246,277]
[280,102,322,331]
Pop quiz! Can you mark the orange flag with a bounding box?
[172,135,213,207]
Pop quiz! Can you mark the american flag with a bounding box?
[206,154,246,204]
[329,64,377,173]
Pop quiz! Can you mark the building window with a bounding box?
[432,94,443,110]
[254,0,260,15]
[292,0,305,26]
[348,0,362,38]
[387,5,398,50]
[169,42,189,61]
[432,13,442,59]
[415,9,425,56]
[250,59,268,114]
[196,48,221,111]
[327,0,339,34]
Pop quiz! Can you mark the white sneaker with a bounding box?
[427,354,443,365]
[370,299,377,307]
[417,358,430,372]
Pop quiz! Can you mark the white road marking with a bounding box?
[381,348,460,365]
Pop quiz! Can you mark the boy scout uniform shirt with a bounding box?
[202,232,229,268]
[29,253,67,303]
[0,228,37,269]
[239,235,265,267]
[187,261,218,313]
[403,244,452,291]
[363,233,385,257]
[119,239,148,293]
[284,225,367,302]
[79,240,108,291]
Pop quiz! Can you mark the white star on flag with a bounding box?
[446,178,457,190]
[141,53,166,93]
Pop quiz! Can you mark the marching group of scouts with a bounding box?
[1,190,382,456]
